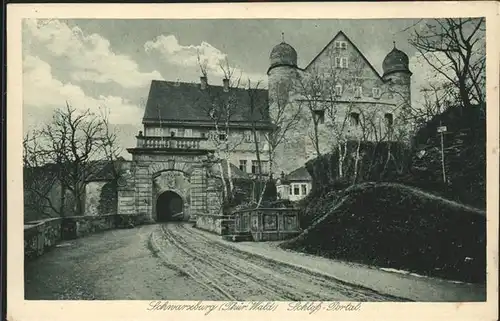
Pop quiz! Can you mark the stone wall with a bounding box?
[231,208,301,242]
[24,214,146,261]
[195,214,234,235]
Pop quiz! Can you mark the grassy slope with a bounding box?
[281,182,486,283]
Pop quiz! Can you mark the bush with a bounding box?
[282,183,486,284]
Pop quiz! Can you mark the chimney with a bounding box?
[200,76,208,90]
[223,78,229,92]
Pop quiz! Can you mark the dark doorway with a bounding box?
[156,191,184,222]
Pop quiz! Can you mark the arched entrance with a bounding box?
[156,191,184,222]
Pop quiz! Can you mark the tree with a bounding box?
[23,103,121,217]
[297,55,366,179]
[409,18,486,109]
[197,55,246,208]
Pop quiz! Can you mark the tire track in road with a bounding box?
[172,223,409,302]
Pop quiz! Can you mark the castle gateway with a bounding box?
[117,78,272,230]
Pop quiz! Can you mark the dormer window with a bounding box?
[219,133,227,141]
[349,112,360,126]
[372,87,381,99]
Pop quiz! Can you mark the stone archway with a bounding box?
[152,170,191,221]
[156,191,184,222]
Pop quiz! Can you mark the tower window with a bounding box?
[372,87,381,99]
[218,133,227,141]
[349,112,360,126]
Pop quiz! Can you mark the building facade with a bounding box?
[268,31,412,177]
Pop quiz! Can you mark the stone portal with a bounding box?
[156,191,184,222]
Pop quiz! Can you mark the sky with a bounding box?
[22,18,444,158]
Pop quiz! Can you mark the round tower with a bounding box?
[267,39,299,112]
[382,44,412,113]
[267,38,304,176]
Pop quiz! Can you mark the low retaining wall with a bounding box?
[24,214,145,261]
[233,208,301,242]
[195,214,234,235]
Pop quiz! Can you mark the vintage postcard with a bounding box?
[6,1,499,321]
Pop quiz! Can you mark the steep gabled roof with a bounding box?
[304,31,384,81]
[143,80,270,125]
[284,166,312,182]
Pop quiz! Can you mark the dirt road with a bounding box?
[25,223,403,301]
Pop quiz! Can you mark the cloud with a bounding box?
[144,34,267,85]
[23,55,144,126]
[24,19,164,88]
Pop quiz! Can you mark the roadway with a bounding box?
[25,223,401,301]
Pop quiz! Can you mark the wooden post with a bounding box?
[437,122,447,183]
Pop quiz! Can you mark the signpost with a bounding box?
[437,122,447,183]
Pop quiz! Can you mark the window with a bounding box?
[301,184,307,195]
[341,57,349,68]
[334,41,347,49]
[218,133,227,141]
[251,160,268,174]
[314,110,325,124]
[349,112,360,126]
[239,160,247,172]
[177,128,185,137]
[335,57,341,68]
[251,160,259,174]
[185,129,192,137]
[384,113,394,129]
[355,86,363,98]
[289,187,293,195]
[261,161,269,175]
[335,57,349,69]
[154,127,162,136]
[372,87,381,99]
[293,185,300,195]
[335,84,343,97]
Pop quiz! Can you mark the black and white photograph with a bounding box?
[7,2,499,320]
